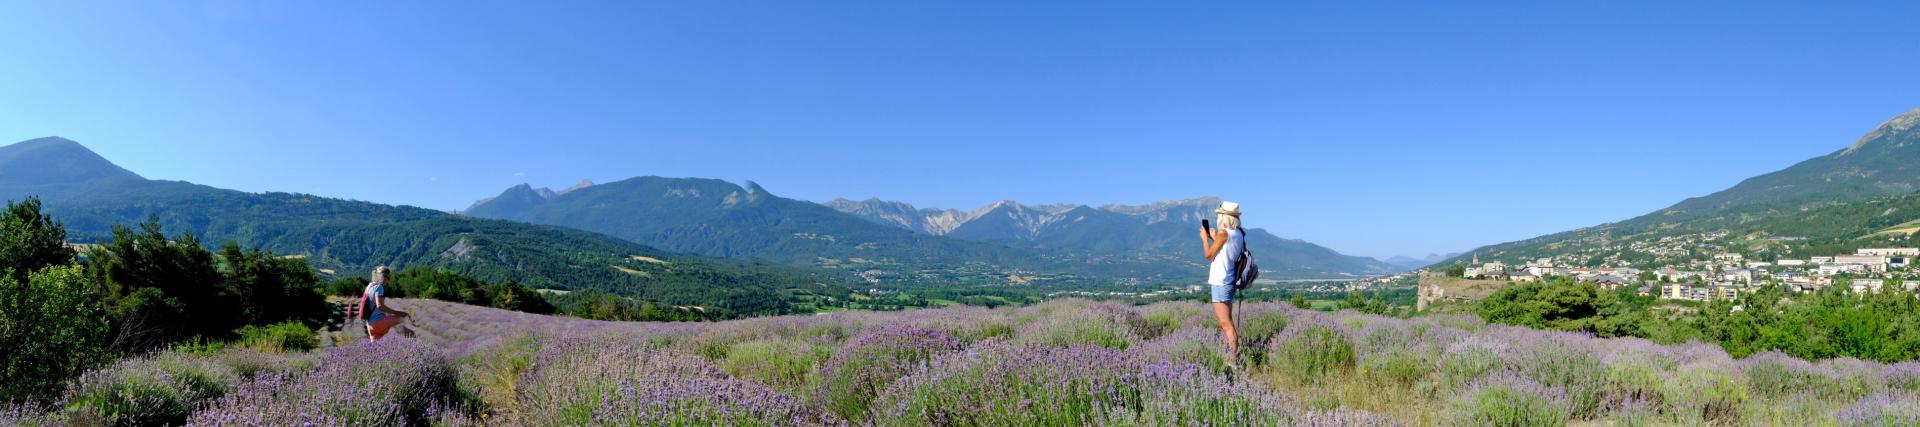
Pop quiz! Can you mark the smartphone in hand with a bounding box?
[1201,219,1211,232]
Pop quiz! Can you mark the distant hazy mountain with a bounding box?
[0,138,839,317]
[466,180,1400,281]
[1382,253,1462,269]
[1450,108,1920,266]
[825,197,1405,277]
[462,177,1214,284]
[464,180,594,218]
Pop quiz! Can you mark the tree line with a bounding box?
[1473,275,1920,362]
[1,198,328,403]
[0,196,711,405]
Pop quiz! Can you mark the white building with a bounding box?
[1852,279,1887,293]
[1858,248,1920,257]
[1820,263,1869,276]
[1834,255,1890,272]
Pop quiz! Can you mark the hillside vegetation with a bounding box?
[1453,108,1920,267]
[8,298,1919,425]
[0,137,849,319]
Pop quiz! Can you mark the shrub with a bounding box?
[512,333,826,426]
[1450,373,1571,427]
[1837,391,1920,427]
[1505,337,1608,418]
[720,338,832,396]
[1742,351,1830,398]
[817,326,963,422]
[1013,301,1146,350]
[1238,307,1291,344]
[234,321,317,353]
[186,337,466,426]
[1439,338,1506,386]
[1269,322,1355,384]
[1887,362,1920,391]
[1361,350,1435,388]
[873,342,1354,426]
[1130,327,1233,375]
[1662,367,1748,425]
[1602,359,1666,411]
[0,266,110,403]
[0,402,60,427]
[64,354,240,427]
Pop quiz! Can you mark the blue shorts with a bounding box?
[1210,284,1235,303]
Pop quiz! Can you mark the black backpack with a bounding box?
[1232,228,1260,290]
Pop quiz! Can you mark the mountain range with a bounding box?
[824,197,1403,276]
[0,137,844,317]
[464,179,1402,283]
[1448,108,1920,267]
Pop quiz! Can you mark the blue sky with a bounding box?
[3,1,1918,260]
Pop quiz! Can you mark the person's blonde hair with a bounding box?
[1217,213,1241,230]
[371,266,392,284]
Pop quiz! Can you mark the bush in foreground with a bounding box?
[185,338,463,426]
[512,333,827,426]
[234,321,317,353]
[1269,318,1356,384]
[816,325,963,422]
[873,342,1379,426]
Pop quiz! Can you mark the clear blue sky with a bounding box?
[3,1,1918,260]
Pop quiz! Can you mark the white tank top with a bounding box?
[1207,228,1244,286]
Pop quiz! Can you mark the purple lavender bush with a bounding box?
[1837,391,1920,427]
[1012,300,1149,350]
[1492,327,1609,418]
[1660,364,1748,425]
[184,337,465,426]
[816,325,964,422]
[1438,335,1506,387]
[1268,315,1356,384]
[512,333,830,426]
[63,353,244,426]
[1236,303,1294,345]
[1449,373,1571,427]
[0,402,57,427]
[873,342,1370,426]
[1129,326,1234,375]
[1358,349,1436,390]
[1888,362,1920,391]
[721,337,836,397]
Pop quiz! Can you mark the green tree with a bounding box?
[220,243,328,327]
[0,265,111,403]
[1444,263,1467,278]
[389,267,555,315]
[0,197,75,284]
[87,219,236,352]
[1289,293,1310,309]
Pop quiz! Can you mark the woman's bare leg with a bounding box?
[1213,302,1239,360]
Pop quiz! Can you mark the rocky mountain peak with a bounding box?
[1843,107,1920,155]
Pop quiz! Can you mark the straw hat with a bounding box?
[1215,201,1241,217]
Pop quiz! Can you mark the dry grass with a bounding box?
[1872,219,1920,237]
[612,265,651,277]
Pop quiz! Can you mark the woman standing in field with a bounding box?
[1201,202,1245,363]
[361,266,411,341]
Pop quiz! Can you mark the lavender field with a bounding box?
[7,298,1920,426]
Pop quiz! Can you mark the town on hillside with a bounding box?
[1451,247,1917,302]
